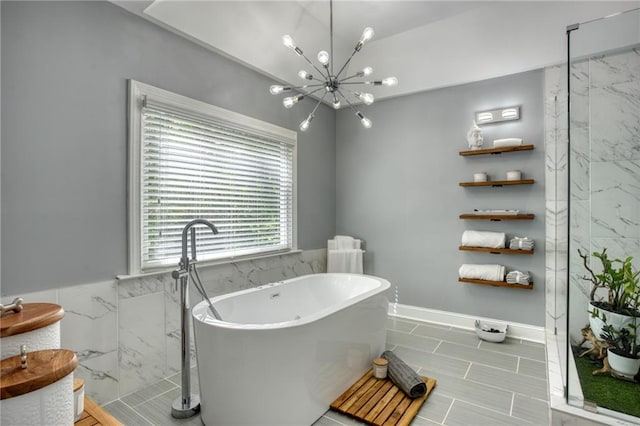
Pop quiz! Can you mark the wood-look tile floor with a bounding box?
[102,317,549,425]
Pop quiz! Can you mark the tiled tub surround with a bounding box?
[0,249,326,405]
[103,316,550,426]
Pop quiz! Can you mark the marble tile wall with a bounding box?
[544,64,568,372]
[2,249,326,404]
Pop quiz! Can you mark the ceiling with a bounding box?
[113,1,640,105]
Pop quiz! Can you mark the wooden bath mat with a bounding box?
[75,396,122,426]
[330,369,436,426]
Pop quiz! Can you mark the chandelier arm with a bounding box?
[340,86,357,97]
[337,81,371,85]
[330,0,334,77]
[304,87,326,98]
[336,89,358,114]
[290,83,326,90]
[300,53,330,80]
[340,73,362,82]
[310,92,328,116]
[334,49,359,81]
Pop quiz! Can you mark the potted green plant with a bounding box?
[579,248,640,342]
[600,323,639,379]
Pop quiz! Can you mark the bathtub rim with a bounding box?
[192,273,390,330]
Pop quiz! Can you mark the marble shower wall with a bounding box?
[545,46,640,349]
[1,249,326,404]
[570,47,640,343]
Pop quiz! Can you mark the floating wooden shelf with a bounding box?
[459,214,535,221]
[458,277,534,290]
[459,246,534,255]
[459,145,535,156]
[459,179,534,187]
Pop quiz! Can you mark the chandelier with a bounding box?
[269,0,397,131]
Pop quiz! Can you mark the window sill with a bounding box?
[116,249,303,283]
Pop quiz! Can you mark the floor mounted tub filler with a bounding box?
[192,273,391,426]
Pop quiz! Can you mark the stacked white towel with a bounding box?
[506,270,531,285]
[509,237,534,251]
[461,230,506,249]
[493,138,523,148]
[459,264,506,282]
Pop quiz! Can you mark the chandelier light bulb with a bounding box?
[270,85,285,95]
[356,111,372,129]
[332,99,341,109]
[298,70,312,80]
[317,50,330,66]
[362,66,373,76]
[282,35,296,50]
[356,92,375,105]
[360,27,375,44]
[300,113,314,132]
[283,95,300,109]
[381,77,398,87]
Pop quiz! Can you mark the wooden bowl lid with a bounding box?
[1,349,78,399]
[373,357,388,366]
[73,377,85,392]
[0,303,64,338]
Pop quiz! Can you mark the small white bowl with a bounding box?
[473,172,487,182]
[474,320,507,343]
[506,170,522,181]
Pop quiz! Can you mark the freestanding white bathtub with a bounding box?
[192,273,390,426]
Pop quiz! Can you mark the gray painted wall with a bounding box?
[1,1,336,295]
[336,70,546,326]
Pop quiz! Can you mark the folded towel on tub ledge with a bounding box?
[459,264,506,282]
[461,230,506,248]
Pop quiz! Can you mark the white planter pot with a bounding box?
[588,302,638,344]
[607,348,640,379]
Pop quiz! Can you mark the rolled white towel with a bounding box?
[493,138,523,148]
[459,264,506,282]
[461,230,506,249]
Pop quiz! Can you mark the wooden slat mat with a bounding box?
[75,396,123,426]
[330,369,436,426]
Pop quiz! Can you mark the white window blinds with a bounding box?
[132,85,296,272]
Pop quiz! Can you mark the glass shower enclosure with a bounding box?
[566,7,640,422]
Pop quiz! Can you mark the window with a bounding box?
[128,80,297,274]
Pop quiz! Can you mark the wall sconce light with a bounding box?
[475,106,520,124]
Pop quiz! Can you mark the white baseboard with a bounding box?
[388,303,545,343]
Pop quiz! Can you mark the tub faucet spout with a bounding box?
[171,219,218,419]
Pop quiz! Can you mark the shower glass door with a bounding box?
[567,7,640,421]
